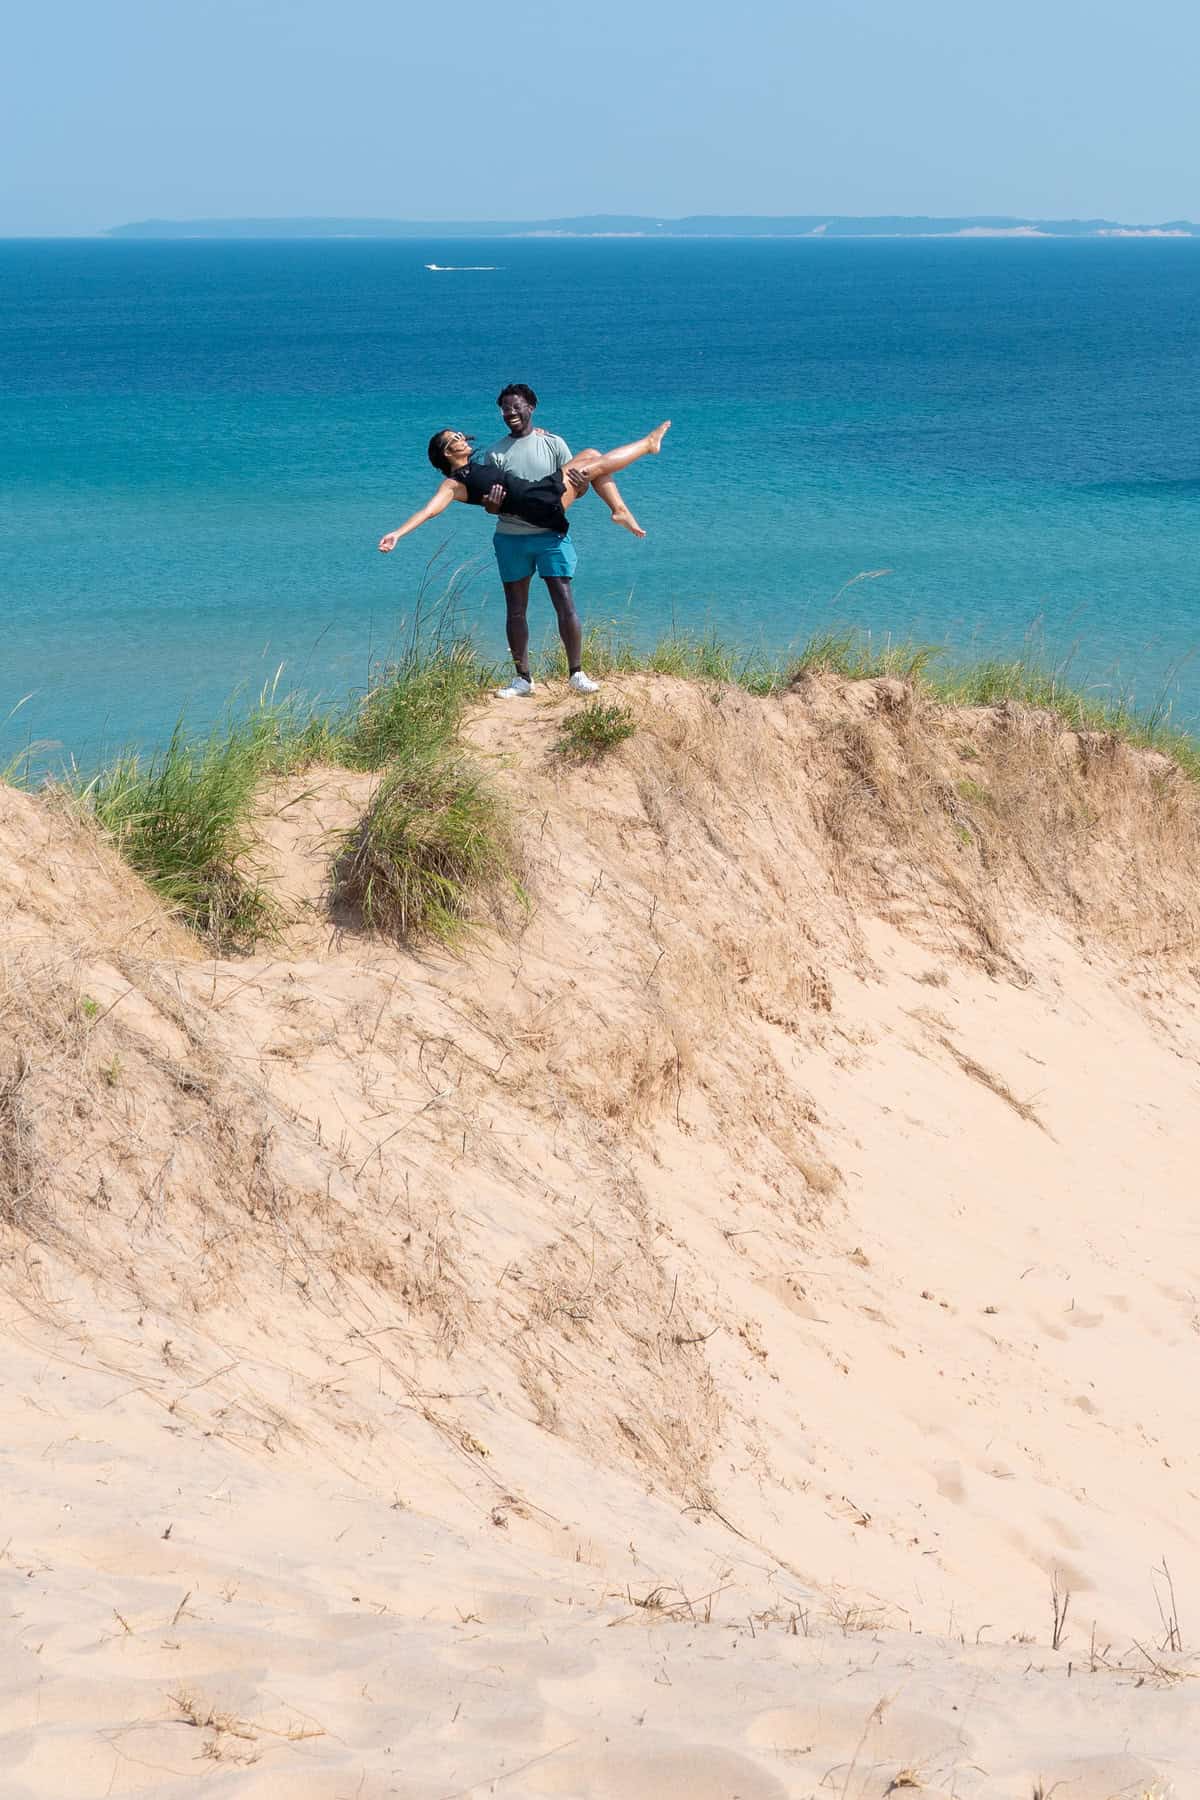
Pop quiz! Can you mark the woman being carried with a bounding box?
[377,419,671,552]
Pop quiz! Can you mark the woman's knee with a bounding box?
[567,453,600,486]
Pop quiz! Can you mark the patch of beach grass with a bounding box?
[533,621,1200,782]
[332,745,516,946]
[927,654,1200,779]
[555,700,637,761]
[537,621,787,693]
[78,710,293,949]
[68,640,495,948]
[769,628,1200,782]
[789,629,940,684]
[335,640,491,770]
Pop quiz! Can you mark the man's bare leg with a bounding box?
[502,577,533,678]
[543,576,583,671]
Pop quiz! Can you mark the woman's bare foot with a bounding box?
[610,506,646,538]
[647,420,671,454]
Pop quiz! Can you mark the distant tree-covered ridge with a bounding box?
[107,214,1199,239]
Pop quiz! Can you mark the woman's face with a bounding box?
[442,430,473,468]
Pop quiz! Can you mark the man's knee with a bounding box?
[544,577,577,618]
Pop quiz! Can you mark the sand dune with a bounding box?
[2,676,1197,1796]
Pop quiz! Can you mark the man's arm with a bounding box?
[544,431,591,496]
[475,445,507,515]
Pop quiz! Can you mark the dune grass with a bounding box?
[30,608,1197,953]
[335,639,490,769]
[65,645,496,946]
[79,710,292,948]
[538,622,779,691]
[331,746,516,946]
[546,620,1200,778]
[926,654,1200,780]
[324,641,518,945]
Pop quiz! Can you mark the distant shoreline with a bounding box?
[100,212,1200,241]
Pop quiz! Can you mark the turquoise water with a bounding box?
[3,237,1199,767]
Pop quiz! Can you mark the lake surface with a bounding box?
[2,236,1199,766]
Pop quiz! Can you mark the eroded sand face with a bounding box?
[2,680,1197,1796]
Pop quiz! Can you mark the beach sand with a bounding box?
[2,675,1197,1796]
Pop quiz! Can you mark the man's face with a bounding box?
[500,392,534,436]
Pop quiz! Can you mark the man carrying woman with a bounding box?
[379,385,668,698]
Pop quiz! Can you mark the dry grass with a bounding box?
[169,1688,257,1743]
[800,678,1200,969]
[168,1688,325,1765]
[0,951,95,1230]
[0,1048,36,1229]
[592,668,1200,994]
[915,1017,1047,1131]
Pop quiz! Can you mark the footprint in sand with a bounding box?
[530,1744,789,1797]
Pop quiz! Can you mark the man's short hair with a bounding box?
[497,382,537,408]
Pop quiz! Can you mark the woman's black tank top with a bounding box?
[454,461,569,535]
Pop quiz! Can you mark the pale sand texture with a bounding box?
[2,676,1198,1796]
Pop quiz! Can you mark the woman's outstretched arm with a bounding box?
[378,479,462,551]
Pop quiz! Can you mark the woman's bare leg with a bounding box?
[560,421,671,515]
[590,472,645,538]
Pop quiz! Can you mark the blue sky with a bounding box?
[3,0,1197,233]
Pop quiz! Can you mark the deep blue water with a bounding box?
[3,237,1200,767]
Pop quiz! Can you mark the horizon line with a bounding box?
[7,210,1200,241]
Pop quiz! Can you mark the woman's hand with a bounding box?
[378,482,458,552]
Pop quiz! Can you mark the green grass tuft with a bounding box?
[78,711,292,949]
[333,747,515,946]
[336,641,491,770]
[329,640,517,945]
[537,621,789,694]
[554,700,637,761]
[788,629,940,683]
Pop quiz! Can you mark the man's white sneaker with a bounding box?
[496,674,534,699]
[568,670,600,695]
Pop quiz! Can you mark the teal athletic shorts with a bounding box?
[492,530,578,583]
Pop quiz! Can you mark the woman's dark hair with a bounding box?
[427,429,457,475]
[496,382,537,408]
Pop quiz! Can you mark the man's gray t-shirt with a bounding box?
[475,429,571,535]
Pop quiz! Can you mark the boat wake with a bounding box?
[424,262,498,271]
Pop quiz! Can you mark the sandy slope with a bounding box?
[2,676,1198,1797]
